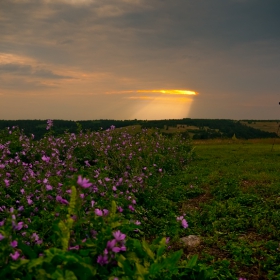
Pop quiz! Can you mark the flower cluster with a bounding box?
[177,215,188,229]
[97,230,126,266]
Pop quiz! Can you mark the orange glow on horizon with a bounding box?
[105,89,198,96]
[137,89,198,95]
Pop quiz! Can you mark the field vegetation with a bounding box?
[0,121,280,279]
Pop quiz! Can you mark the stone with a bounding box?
[179,235,201,248]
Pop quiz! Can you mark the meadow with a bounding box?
[0,122,280,279]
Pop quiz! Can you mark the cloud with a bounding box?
[0,63,71,79]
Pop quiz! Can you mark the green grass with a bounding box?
[168,139,280,279]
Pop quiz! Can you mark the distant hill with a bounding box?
[0,119,278,140]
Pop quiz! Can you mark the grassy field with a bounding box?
[241,121,280,134]
[168,139,280,279]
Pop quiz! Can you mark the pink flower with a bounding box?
[77,175,92,188]
[97,255,109,266]
[10,251,20,260]
[11,240,18,248]
[46,185,53,191]
[27,198,33,205]
[56,195,69,205]
[113,230,126,242]
[95,209,103,216]
[128,205,135,212]
[42,155,50,162]
[181,219,188,229]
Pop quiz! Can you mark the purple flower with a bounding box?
[117,206,123,213]
[46,185,53,191]
[91,200,95,207]
[135,220,141,225]
[106,239,117,250]
[181,219,188,229]
[97,255,109,266]
[11,240,18,248]
[10,251,20,260]
[95,209,103,216]
[27,198,33,205]
[56,196,69,205]
[4,179,9,187]
[46,119,53,130]
[77,175,92,188]
[69,245,79,250]
[113,230,126,242]
[103,209,109,216]
[42,155,50,162]
[128,205,135,212]
[14,221,24,231]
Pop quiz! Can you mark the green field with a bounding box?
[170,139,280,279]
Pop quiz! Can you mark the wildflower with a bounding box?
[27,198,33,205]
[69,245,79,250]
[113,230,126,242]
[4,179,9,187]
[91,200,95,207]
[97,255,109,266]
[46,185,53,191]
[46,119,53,130]
[14,221,24,231]
[95,209,103,216]
[56,195,69,205]
[77,175,92,188]
[42,155,50,162]
[135,220,141,225]
[10,251,20,260]
[106,239,117,251]
[103,209,109,216]
[181,219,188,229]
[117,206,123,213]
[128,205,135,212]
[11,240,18,248]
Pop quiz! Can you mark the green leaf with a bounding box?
[185,254,198,269]
[64,270,78,280]
[136,263,148,278]
[111,200,117,215]
[142,240,155,260]
[163,250,182,269]
[111,222,122,229]
[18,242,37,259]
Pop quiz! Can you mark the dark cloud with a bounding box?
[0,63,72,79]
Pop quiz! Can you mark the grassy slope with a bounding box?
[241,121,280,134]
[171,139,280,279]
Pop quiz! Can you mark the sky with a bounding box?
[1,0,280,120]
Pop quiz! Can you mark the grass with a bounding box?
[241,121,280,134]
[170,139,280,279]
